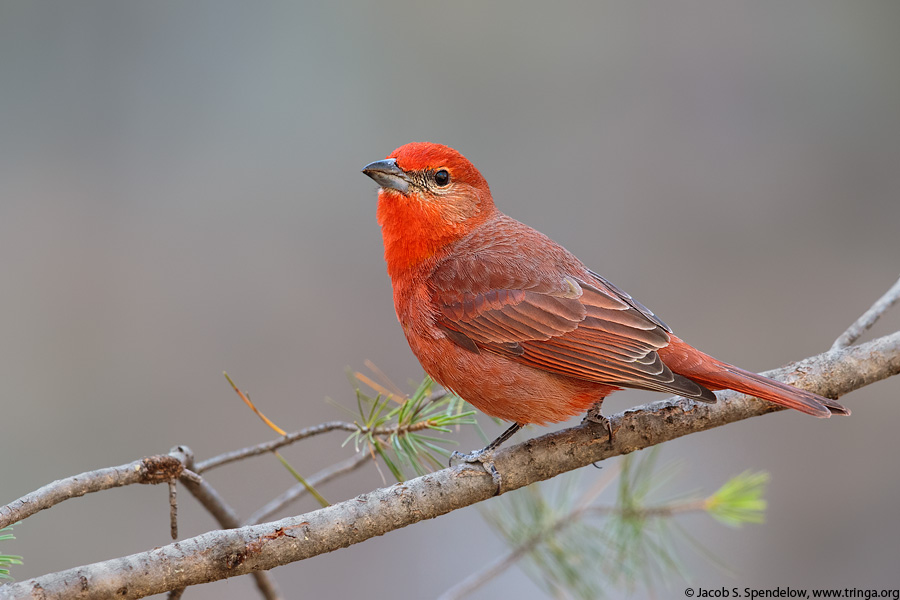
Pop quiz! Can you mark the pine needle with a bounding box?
[223,371,286,436]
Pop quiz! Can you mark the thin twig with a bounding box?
[6,331,897,600]
[195,420,438,473]
[171,448,283,600]
[194,421,359,473]
[246,452,371,525]
[179,472,243,530]
[0,455,184,530]
[439,463,622,600]
[247,570,282,600]
[832,275,900,350]
[168,481,178,540]
[438,493,705,600]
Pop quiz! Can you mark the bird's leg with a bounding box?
[450,422,522,492]
[582,402,613,443]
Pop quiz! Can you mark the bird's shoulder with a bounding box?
[430,213,584,297]
[428,213,671,333]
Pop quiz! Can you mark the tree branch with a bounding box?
[194,421,361,473]
[245,452,371,526]
[168,447,283,600]
[195,419,443,474]
[437,461,623,600]
[0,455,184,530]
[831,275,900,350]
[4,331,898,600]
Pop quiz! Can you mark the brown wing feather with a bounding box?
[434,275,716,402]
[440,289,584,343]
[586,269,672,333]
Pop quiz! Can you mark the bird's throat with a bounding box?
[377,193,467,279]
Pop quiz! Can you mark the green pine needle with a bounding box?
[480,449,770,599]
[0,526,23,580]
[343,373,477,481]
[705,470,769,527]
[274,451,330,508]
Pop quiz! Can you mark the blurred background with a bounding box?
[2,1,899,598]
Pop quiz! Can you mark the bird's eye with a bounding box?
[433,169,450,187]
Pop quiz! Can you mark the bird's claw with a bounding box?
[582,405,613,443]
[448,422,521,494]
[450,448,503,493]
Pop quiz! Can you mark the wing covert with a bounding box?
[433,275,716,402]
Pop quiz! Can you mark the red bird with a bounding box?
[363,143,848,468]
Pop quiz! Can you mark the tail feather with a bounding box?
[697,364,849,418]
[660,336,850,418]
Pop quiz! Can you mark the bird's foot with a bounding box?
[582,404,613,443]
[448,422,523,494]
[450,447,502,492]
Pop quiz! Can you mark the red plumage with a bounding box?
[364,142,848,426]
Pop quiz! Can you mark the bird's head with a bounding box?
[363,143,496,274]
[363,142,494,221]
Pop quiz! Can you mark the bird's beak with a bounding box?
[362,158,410,194]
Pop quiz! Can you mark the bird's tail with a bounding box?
[660,337,850,418]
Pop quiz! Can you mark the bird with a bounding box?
[362,142,848,482]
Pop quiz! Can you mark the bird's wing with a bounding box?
[432,271,716,402]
